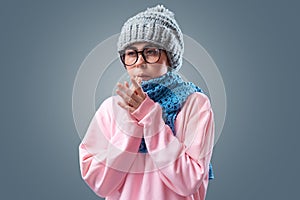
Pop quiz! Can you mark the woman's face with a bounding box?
[124,42,170,81]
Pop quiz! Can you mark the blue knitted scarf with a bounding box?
[139,72,214,179]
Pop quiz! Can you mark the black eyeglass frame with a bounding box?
[119,48,162,67]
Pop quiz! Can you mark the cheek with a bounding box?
[159,66,168,74]
[152,65,168,75]
[160,52,170,66]
[126,69,135,77]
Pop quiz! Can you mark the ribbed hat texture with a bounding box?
[117,5,184,71]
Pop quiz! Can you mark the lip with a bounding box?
[136,74,149,78]
[136,75,150,80]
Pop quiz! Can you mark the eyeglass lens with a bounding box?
[122,47,161,66]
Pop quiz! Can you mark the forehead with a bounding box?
[126,42,157,50]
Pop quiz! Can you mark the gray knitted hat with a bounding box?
[117,5,184,71]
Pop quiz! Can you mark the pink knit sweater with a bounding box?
[79,92,214,200]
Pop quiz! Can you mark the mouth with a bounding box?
[136,74,150,80]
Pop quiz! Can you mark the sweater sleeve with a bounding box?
[131,92,215,196]
[79,97,143,197]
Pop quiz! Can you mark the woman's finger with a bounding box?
[116,89,131,103]
[116,86,139,108]
[131,78,145,99]
[131,77,140,89]
[116,81,145,112]
[118,82,134,97]
[130,93,144,106]
[117,101,135,113]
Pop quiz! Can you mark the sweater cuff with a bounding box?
[131,95,155,121]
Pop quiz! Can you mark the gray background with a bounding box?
[1,0,299,199]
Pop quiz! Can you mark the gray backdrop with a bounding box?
[1,0,299,199]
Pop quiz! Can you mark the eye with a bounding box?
[125,50,136,57]
[144,48,159,56]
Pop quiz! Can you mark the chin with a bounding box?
[142,77,151,81]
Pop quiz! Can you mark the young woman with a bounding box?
[79,5,215,200]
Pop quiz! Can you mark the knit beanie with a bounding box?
[117,5,184,71]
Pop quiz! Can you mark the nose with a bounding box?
[135,53,146,67]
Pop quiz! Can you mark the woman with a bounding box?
[79,5,214,200]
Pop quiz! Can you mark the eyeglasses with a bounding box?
[120,47,162,67]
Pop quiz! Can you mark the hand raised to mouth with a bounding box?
[116,77,146,113]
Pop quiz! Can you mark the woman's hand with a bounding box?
[116,77,146,113]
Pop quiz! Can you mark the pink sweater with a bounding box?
[79,92,214,200]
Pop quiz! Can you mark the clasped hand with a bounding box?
[116,77,146,113]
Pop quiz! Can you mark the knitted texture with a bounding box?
[117,5,184,71]
[138,72,214,179]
